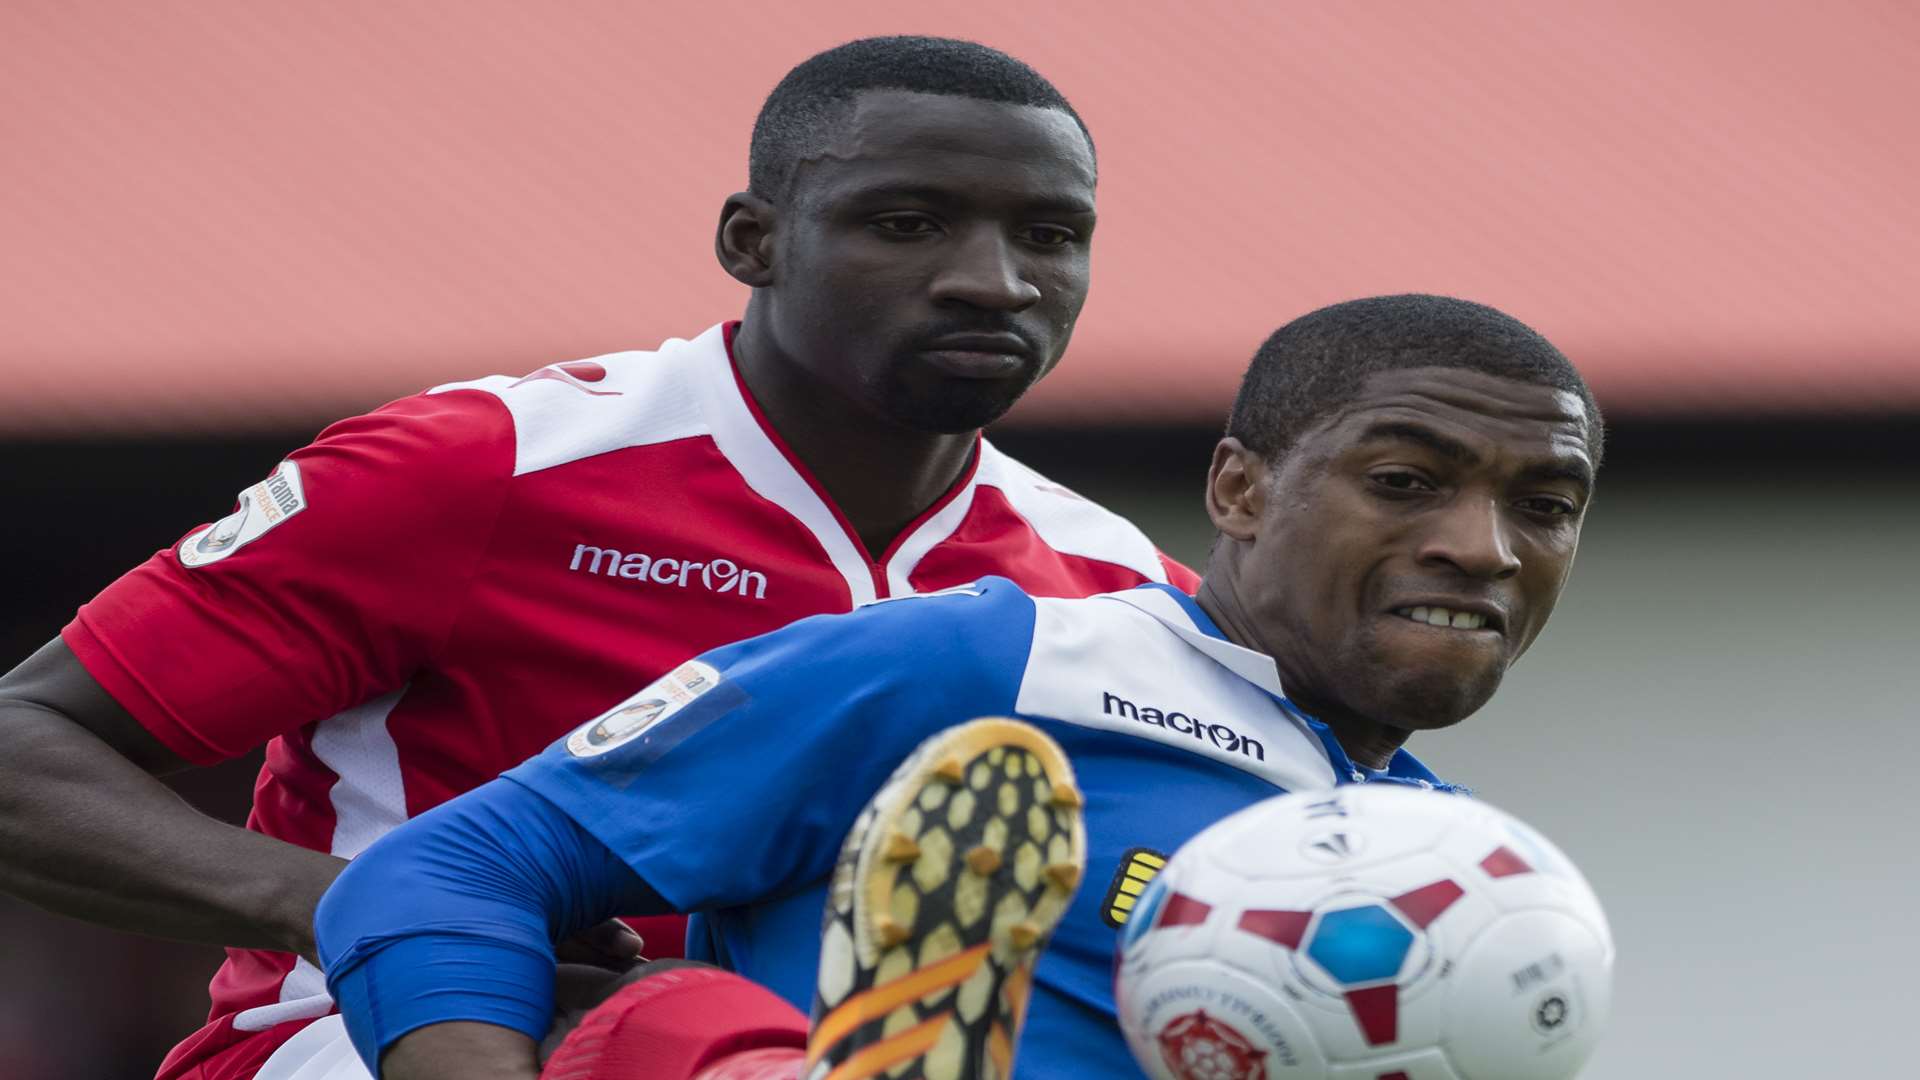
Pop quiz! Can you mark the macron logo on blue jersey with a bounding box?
[1101,691,1265,761]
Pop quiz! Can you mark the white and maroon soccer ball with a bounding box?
[1115,785,1613,1080]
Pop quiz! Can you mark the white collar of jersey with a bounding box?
[1100,586,1286,697]
[685,323,885,605]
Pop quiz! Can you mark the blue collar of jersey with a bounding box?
[1124,584,1466,796]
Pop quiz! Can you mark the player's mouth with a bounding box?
[918,333,1033,379]
[1388,603,1505,635]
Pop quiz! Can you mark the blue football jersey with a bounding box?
[507,577,1453,1077]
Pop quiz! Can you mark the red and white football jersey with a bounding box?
[64,323,1198,1080]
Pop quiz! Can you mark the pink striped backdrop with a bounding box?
[4,0,1916,434]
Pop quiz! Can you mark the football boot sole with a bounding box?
[805,717,1087,1080]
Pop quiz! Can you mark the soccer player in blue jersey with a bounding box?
[315,294,1604,1080]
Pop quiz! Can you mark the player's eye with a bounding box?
[1515,495,1580,518]
[1018,224,1077,247]
[1369,469,1435,495]
[870,214,942,238]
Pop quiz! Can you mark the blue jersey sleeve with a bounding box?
[315,776,663,1070]
[505,578,1038,913]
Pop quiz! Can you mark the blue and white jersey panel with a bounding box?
[505,577,1427,1078]
[1000,585,1342,1075]
[1015,586,1336,791]
[504,581,1034,916]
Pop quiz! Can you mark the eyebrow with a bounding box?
[1357,421,1594,493]
[838,181,1095,215]
[1358,421,1480,464]
[1517,460,1595,493]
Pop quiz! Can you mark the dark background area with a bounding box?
[14,413,1918,664]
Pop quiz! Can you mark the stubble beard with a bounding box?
[1344,627,1508,732]
[878,363,1040,434]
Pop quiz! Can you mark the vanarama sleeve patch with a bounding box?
[566,660,721,758]
[177,461,309,567]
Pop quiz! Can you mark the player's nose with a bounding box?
[929,228,1041,311]
[1415,496,1522,581]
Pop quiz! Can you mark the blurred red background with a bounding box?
[5,0,1917,435]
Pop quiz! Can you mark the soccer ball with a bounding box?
[1115,785,1613,1080]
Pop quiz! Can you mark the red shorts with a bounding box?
[541,965,806,1080]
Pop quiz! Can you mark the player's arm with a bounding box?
[0,638,344,958]
[316,776,662,1080]
[0,393,512,957]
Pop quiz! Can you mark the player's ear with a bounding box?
[1205,438,1268,542]
[716,192,777,287]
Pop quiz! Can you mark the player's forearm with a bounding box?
[318,776,670,1073]
[0,697,341,958]
[382,1022,541,1080]
[318,785,579,1070]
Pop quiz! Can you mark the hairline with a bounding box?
[1283,377,1602,483]
[760,89,1095,203]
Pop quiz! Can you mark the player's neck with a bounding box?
[1317,717,1411,772]
[1194,569,1411,771]
[731,318,979,560]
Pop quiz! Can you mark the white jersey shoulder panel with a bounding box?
[974,442,1171,584]
[427,327,721,477]
[1014,593,1336,792]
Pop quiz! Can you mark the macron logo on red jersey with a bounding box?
[569,544,769,600]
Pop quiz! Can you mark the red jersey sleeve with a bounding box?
[1158,551,1202,594]
[62,390,515,765]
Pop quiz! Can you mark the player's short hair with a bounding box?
[749,36,1093,200]
[1227,294,1605,467]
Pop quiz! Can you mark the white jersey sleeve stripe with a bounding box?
[235,687,410,1032]
[428,337,711,478]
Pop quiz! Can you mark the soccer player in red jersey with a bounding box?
[0,36,1196,1080]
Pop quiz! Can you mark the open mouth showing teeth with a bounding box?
[1394,606,1491,631]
